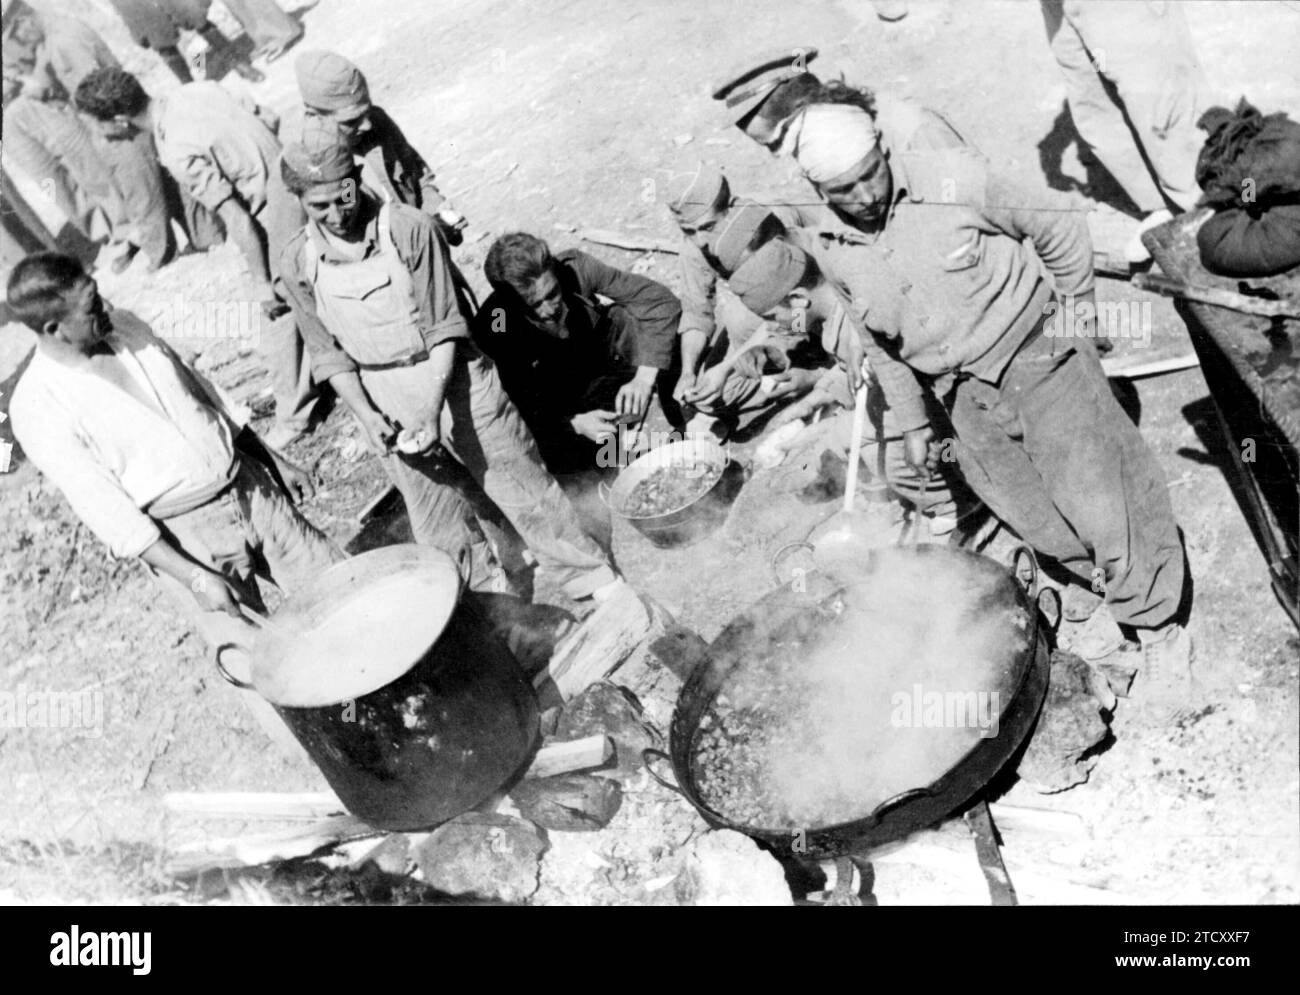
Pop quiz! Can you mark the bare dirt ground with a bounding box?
[1,0,1297,904]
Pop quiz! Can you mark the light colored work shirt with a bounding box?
[9,311,244,558]
[154,81,281,215]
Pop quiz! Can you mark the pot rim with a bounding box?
[252,545,463,708]
[608,438,731,521]
[667,549,1046,848]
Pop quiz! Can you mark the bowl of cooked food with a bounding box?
[601,437,747,548]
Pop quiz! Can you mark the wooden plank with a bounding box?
[1102,353,1200,380]
[987,802,1089,839]
[164,791,344,820]
[578,228,681,255]
[532,583,651,709]
[161,737,614,824]
[166,814,380,876]
[526,735,613,778]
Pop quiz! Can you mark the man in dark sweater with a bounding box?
[473,233,683,474]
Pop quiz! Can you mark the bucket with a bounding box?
[601,437,746,548]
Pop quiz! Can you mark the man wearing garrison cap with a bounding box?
[276,126,625,603]
[711,46,823,151]
[663,162,871,414]
[294,49,466,244]
[783,89,1193,683]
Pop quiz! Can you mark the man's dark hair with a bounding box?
[74,67,149,121]
[484,232,555,298]
[810,79,877,118]
[5,253,87,332]
[749,72,824,130]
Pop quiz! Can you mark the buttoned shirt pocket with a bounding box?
[940,230,984,273]
[312,253,426,366]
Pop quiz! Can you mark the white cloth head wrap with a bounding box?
[786,103,879,184]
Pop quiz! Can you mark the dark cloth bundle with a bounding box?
[1195,98,1300,277]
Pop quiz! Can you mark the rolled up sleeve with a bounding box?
[168,151,237,214]
[677,241,718,341]
[390,208,471,348]
[16,413,160,558]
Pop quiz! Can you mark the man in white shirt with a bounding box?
[6,252,344,676]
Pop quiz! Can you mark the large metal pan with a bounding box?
[645,544,1050,860]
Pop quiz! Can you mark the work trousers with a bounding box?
[149,458,344,751]
[381,351,617,600]
[946,335,1186,630]
[150,459,345,665]
[1042,0,1208,213]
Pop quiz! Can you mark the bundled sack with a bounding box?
[1194,98,1300,278]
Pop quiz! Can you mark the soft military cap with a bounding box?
[713,200,787,276]
[665,162,730,226]
[280,115,356,193]
[295,49,371,118]
[728,238,813,315]
[711,46,819,124]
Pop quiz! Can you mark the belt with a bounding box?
[149,458,244,520]
[355,349,430,372]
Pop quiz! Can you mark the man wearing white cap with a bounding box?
[781,99,1193,692]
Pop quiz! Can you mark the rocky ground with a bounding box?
[1,0,1297,904]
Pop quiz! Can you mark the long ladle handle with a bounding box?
[843,372,870,514]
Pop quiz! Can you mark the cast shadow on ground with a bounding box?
[1037,101,1142,218]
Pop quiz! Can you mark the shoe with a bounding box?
[1124,209,1173,264]
[1065,603,1125,662]
[1100,623,1196,714]
[1061,583,1103,623]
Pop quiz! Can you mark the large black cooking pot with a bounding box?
[645,544,1050,860]
[217,545,539,832]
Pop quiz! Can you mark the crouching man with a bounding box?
[5,253,345,679]
[472,232,683,475]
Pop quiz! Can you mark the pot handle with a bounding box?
[1036,585,1063,634]
[1008,545,1040,599]
[641,748,686,797]
[214,643,255,690]
[872,786,935,822]
[770,541,815,586]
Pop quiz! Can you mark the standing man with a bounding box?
[780,103,1192,690]
[295,50,466,243]
[257,48,476,448]
[1040,0,1209,261]
[473,232,683,475]
[75,67,285,323]
[276,130,622,602]
[106,0,264,83]
[5,252,343,679]
[2,8,177,273]
[2,4,120,99]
